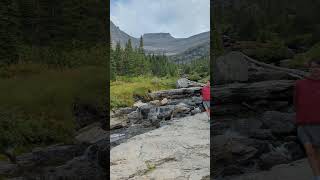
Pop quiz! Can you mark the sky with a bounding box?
[110,0,210,38]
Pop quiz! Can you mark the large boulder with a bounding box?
[213,51,249,84]
[110,113,210,179]
[176,78,204,88]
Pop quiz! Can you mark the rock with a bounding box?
[213,51,249,84]
[43,145,107,180]
[110,133,126,143]
[110,116,127,130]
[191,107,202,115]
[260,151,290,170]
[127,110,141,121]
[211,121,230,135]
[16,144,87,168]
[111,107,137,117]
[176,78,204,88]
[73,103,105,129]
[229,159,312,180]
[160,98,168,105]
[261,111,295,135]
[75,125,108,144]
[158,105,175,120]
[0,161,19,176]
[249,129,275,140]
[110,113,209,179]
[139,104,154,119]
[230,118,263,136]
[133,101,147,108]
[149,100,161,106]
[283,142,305,161]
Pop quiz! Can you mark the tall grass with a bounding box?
[110,76,177,109]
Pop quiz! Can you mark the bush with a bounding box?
[189,73,201,81]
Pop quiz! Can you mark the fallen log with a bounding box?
[242,52,308,79]
[212,80,294,104]
[148,87,202,100]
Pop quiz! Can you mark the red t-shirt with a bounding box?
[201,85,210,101]
[294,78,320,125]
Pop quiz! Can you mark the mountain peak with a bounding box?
[143,33,174,39]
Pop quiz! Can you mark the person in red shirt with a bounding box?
[201,81,210,118]
[294,57,320,180]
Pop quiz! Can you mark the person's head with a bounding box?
[207,80,210,86]
[308,57,320,78]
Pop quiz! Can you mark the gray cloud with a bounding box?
[110,0,210,38]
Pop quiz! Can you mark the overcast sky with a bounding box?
[110,0,210,38]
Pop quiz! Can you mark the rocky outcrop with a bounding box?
[212,52,308,179]
[110,113,210,180]
[213,51,249,84]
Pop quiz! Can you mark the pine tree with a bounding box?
[0,0,20,65]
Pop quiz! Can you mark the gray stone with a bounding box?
[176,78,204,88]
[261,111,295,135]
[0,161,19,176]
[213,51,249,84]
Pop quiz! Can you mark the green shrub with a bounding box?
[189,73,202,81]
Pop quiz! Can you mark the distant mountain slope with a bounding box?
[110,21,138,47]
[110,20,210,62]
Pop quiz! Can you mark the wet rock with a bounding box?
[75,125,108,144]
[127,110,141,121]
[16,144,87,168]
[0,161,19,176]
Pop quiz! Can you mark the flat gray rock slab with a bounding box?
[110,113,210,180]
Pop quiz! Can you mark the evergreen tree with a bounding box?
[0,0,20,65]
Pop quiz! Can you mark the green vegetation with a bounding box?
[289,43,320,68]
[213,0,320,68]
[111,76,177,109]
[110,38,178,80]
[180,57,210,83]
[0,0,107,161]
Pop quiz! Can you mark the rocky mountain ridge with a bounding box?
[110,20,209,62]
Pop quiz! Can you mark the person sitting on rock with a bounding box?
[201,80,210,118]
[294,57,320,180]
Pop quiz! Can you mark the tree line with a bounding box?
[0,0,107,66]
[213,0,320,47]
[110,37,178,80]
